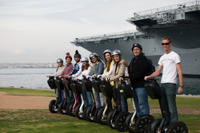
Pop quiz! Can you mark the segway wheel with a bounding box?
[84,106,92,120]
[66,102,74,116]
[100,108,113,125]
[167,121,188,133]
[61,101,67,114]
[115,112,129,132]
[82,106,89,120]
[74,104,80,117]
[49,100,58,113]
[78,106,86,119]
[134,115,154,133]
[124,112,133,130]
[89,105,96,122]
[107,109,119,129]
[149,118,162,133]
[93,108,99,122]
[96,107,104,123]
[107,109,115,126]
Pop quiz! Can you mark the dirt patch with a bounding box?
[0,92,54,109]
[0,92,200,114]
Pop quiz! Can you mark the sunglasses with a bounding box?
[162,42,170,45]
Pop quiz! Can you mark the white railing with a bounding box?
[78,30,135,40]
[131,0,200,19]
[73,31,144,43]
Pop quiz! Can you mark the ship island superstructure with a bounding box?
[72,0,200,76]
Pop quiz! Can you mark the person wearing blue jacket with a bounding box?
[69,50,82,105]
[89,53,105,109]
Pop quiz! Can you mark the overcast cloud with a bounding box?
[0,0,190,63]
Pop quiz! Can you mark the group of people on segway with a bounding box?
[47,37,188,133]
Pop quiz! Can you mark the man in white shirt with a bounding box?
[144,37,183,129]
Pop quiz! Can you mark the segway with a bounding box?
[96,78,113,124]
[64,79,75,116]
[106,81,122,129]
[48,77,64,113]
[88,76,104,122]
[61,78,74,115]
[69,80,81,117]
[58,78,72,114]
[120,77,154,133]
[145,79,188,133]
[47,76,57,89]
[81,76,94,120]
[48,76,58,113]
[114,77,133,132]
[75,80,86,119]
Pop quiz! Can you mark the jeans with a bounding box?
[121,95,128,112]
[159,83,178,128]
[82,88,94,107]
[113,87,128,112]
[62,79,74,103]
[55,88,63,104]
[63,89,74,104]
[87,91,93,106]
[55,79,64,104]
[106,97,113,110]
[132,87,149,117]
[93,88,105,109]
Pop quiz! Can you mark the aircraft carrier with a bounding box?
[72,0,200,76]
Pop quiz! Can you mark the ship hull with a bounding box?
[76,35,200,76]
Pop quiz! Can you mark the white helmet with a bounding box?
[112,49,121,56]
[89,53,94,59]
[81,57,89,62]
[89,53,99,58]
[103,49,112,55]
[92,53,99,57]
[57,58,63,63]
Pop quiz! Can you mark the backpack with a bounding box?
[146,58,155,75]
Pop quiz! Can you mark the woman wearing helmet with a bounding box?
[102,49,114,78]
[73,57,93,107]
[108,49,128,112]
[101,49,114,110]
[89,53,105,109]
[47,58,65,106]
[70,50,82,78]
[47,58,64,89]
[55,58,65,77]
[59,52,74,104]
[75,57,91,80]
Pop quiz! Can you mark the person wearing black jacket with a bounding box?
[128,43,152,117]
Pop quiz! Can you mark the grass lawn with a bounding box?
[0,109,200,133]
[0,109,122,133]
[0,88,200,133]
[0,87,54,97]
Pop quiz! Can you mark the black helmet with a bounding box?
[57,58,63,63]
[74,50,81,58]
[112,49,121,56]
[132,43,143,51]
[103,49,112,55]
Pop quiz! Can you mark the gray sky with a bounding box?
[0,0,190,63]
